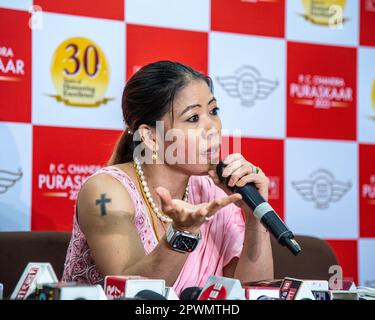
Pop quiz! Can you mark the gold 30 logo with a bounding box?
[49,37,112,107]
[300,0,347,27]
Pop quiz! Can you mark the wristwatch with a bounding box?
[166,224,201,253]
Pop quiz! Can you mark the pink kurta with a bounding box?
[62,166,245,296]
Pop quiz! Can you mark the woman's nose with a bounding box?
[201,119,219,139]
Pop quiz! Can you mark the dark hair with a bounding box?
[108,60,213,165]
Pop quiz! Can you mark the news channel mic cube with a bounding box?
[164,287,179,300]
[198,275,245,300]
[34,282,107,300]
[241,279,283,300]
[279,278,321,300]
[10,262,58,300]
[242,285,280,300]
[104,275,165,300]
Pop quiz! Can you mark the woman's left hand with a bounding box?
[208,153,270,211]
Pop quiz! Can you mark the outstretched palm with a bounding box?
[155,186,242,234]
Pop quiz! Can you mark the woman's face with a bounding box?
[160,79,222,175]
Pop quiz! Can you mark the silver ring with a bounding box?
[205,216,214,221]
[251,165,259,174]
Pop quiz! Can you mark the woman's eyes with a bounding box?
[211,106,220,115]
[187,115,199,123]
[186,107,220,123]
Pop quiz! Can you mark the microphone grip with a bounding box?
[261,210,291,240]
[231,183,264,210]
[261,211,301,256]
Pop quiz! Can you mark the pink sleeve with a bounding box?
[222,203,246,267]
[197,176,246,267]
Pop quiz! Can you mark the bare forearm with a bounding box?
[121,236,188,286]
[234,213,274,283]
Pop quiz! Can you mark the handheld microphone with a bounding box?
[216,161,301,256]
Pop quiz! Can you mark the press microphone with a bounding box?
[216,161,301,256]
[135,290,167,300]
[180,287,202,300]
[198,275,245,300]
[242,279,282,300]
[164,287,180,300]
[104,275,165,300]
[257,295,283,300]
[279,278,325,300]
[31,282,108,300]
[11,262,58,300]
[113,290,167,300]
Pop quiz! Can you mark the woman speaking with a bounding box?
[62,60,274,296]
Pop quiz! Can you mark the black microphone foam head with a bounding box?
[134,289,167,300]
[179,287,202,300]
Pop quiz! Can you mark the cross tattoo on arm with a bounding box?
[96,193,111,216]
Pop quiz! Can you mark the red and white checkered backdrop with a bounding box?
[0,0,374,287]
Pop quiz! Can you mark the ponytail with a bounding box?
[107,128,135,165]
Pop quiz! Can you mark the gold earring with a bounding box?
[152,150,158,161]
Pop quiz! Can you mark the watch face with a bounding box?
[172,235,198,253]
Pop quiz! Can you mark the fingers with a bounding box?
[156,187,211,226]
[191,206,208,222]
[189,193,241,222]
[220,154,270,202]
[155,186,175,213]
[227,163,253,187]
[221,155,266,188]
[236,173,269,188]
[257,167,267,178]
[222,159,244,177]
[205,193,242,216]
[223,153,242,164]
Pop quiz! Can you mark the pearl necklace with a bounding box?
[133,158,189,223]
